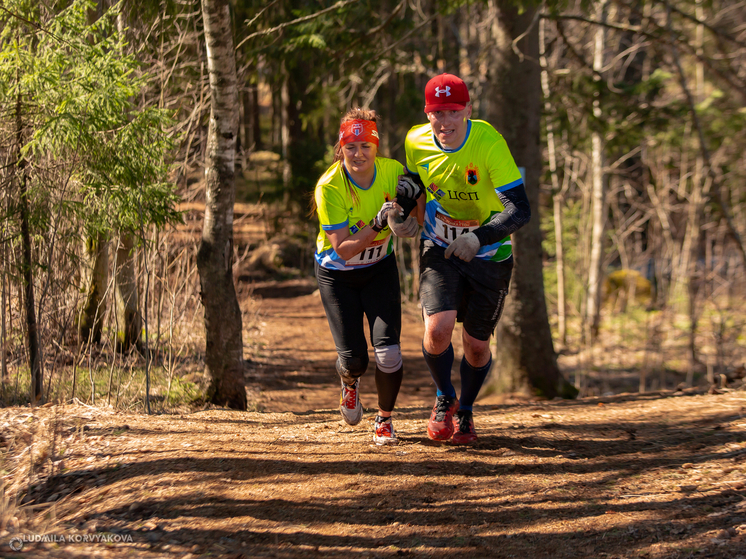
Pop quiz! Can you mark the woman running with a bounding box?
[313,108,419,445]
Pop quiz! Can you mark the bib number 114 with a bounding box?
[442,224,473,241]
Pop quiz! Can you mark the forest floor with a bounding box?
[2,278,746,559]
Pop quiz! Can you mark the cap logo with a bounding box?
[434,86,451,97]
[352,122,363,136]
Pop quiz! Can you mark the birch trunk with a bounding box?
[197,0,246,409]
[540,17,567,348]
[585,0,608,342]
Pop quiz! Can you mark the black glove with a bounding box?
[396,174,423,200]
[370,200,397,232]
[395,174,423,218]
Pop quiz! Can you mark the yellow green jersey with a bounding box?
[314,157,404,271]
[405,120,523,262]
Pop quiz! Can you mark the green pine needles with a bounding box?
[1,0,181,239]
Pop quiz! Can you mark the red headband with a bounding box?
[339,119,379,147]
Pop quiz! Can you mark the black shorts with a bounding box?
[419,240,512,341]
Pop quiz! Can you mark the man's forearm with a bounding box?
[472,184,531,246]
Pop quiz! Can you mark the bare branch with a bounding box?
[665,2,746,267]
[235,0,358,51]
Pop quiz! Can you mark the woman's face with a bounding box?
[342,141,377,176]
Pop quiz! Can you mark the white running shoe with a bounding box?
[339,379,363,425]
[373,415,398,445]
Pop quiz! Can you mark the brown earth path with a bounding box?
[244,277,443,415]
[2,279,746,559]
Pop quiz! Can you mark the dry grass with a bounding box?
[1,405,66,539]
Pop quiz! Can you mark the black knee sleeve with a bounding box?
[336,355,369,385]
[375,366,403,413]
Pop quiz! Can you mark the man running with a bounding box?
[401,73,531,444]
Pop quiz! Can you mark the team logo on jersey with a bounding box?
[427,182,445,200]
[466,163,480,185]
[350,219,366,234]
[434,86,451,97]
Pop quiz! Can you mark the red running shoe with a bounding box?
[452,409,478,445]
[427,395,459,441]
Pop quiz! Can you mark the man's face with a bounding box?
[426,105,472,149]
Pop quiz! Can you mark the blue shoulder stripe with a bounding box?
[496,178,523,193]
[322,220,349,231]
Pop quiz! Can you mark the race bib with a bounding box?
[435,211,479,244]
[346,235,390,266]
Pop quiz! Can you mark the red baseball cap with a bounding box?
[424,73,470,113]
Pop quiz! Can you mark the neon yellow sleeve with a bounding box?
[316,182,349,231]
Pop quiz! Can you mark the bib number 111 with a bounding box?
[358,244,383,262]
[347,236,389,266]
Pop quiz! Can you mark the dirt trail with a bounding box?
[245,277,440,415]
[3,280,746,559]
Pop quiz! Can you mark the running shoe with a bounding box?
[452,409,478,445]
[373,415,398,445]
[427,395,459,441]
[339,378,363,425]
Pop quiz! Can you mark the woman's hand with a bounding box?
[327,200,399,261]
[370,200,399,232]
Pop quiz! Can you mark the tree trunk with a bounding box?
[78,233,109,346]
[540,16,567,349]
[280,60,291,192]
[1,254,6,390]
[488,1,576,399]
[250,82,262,151]
[241,87,249,154]
[684,1,706,372]
[585,0,608,342]
[16,89,42,404]
[197,0,246,410]
[114,232,142,351]
[553,189,568,347]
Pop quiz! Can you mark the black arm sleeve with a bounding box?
[472,183,531,247]
[393,172,424,217]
